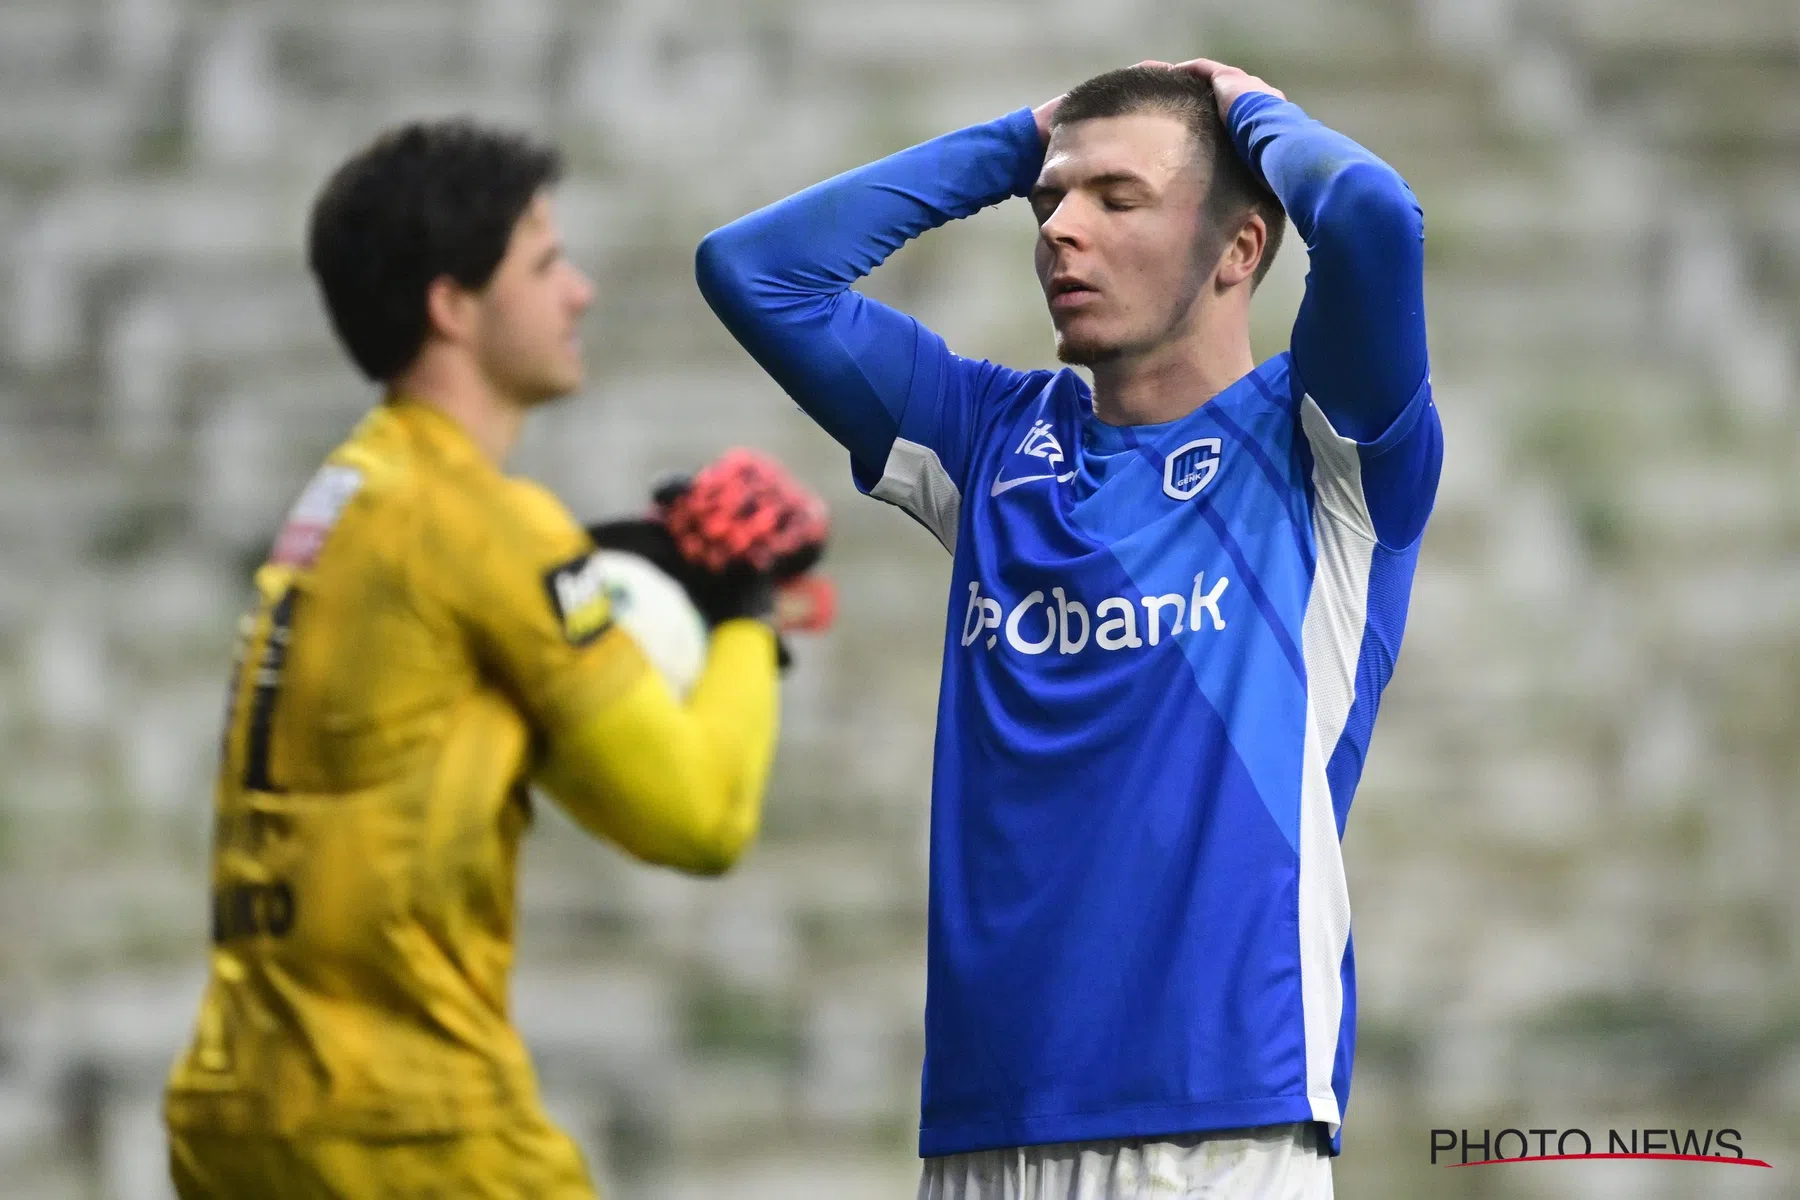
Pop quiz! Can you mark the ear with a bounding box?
[423,274,477,346]
[1215,211,1267,290]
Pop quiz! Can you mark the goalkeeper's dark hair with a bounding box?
[1054,66,1285,287]
[307,118,563,383]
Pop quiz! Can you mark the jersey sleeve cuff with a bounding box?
[1225,90,1295,167]
[998,107,1047,198]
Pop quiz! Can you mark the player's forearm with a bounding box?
[698,109,1041,304]
[1228,92,1428,442]
[1225,92,1418,252]
[677,618,782,868]
[537,621,780,874]
[694,110,1042,469]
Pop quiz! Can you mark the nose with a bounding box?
[570,265,596,313]
[1039,195,1086,251]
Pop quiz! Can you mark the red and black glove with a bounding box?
[656,449,829,575]
[652,449,832,627]
[587,450,834,664]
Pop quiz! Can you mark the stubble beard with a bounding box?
[1054,326,1124,367]
[481,339,582,409]
[1050,247,1217,370]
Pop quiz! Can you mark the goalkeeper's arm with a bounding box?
[535,618,779,876]
[527,448,830,875]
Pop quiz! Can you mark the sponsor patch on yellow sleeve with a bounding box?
[543,552,615,646]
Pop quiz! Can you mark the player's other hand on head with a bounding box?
[1170,58,1285,118]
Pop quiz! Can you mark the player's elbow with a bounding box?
[1314,160,1423,255]
[670,781,761,876]
[695,223,760,325]
[683,833,749,877]
[553,770,757,876]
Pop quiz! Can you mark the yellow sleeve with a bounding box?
[432,476,781,873]
[536,619,779,874]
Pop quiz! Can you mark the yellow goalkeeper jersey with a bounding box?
[165,397,779,1138]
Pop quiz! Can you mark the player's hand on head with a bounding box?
[1032,95,1065,146]
[1171,57,1285,117]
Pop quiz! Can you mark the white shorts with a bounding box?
[917,1122,1333,1200]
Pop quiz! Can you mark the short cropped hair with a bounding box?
[1053,66,1285,287]
[307,119,563,382]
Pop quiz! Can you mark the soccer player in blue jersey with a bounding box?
[697,57,1441,1198]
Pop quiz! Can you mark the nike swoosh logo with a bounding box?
[990,471,1076,496]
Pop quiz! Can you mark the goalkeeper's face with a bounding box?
[1031,113,1217,367]
[472,192,595,405]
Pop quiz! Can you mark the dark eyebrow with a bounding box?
[535,242,562,270]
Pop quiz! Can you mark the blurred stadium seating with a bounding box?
[0,1,1795,1197]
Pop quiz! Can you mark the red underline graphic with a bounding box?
[1446,1154,1772,1169]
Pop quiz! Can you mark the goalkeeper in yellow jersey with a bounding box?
[163,120,831,1199]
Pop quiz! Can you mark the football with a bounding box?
[589,549,709,698]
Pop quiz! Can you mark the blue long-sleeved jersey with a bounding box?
[699,94,1441,1158]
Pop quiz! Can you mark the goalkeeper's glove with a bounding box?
[586,449,835,664]
[656,450,827,570]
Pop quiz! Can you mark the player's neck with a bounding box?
[391,354,527,467]
[1087,324,1255,428]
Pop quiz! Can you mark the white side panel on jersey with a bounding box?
[870,436,961,554]
[1296,395,1376,1131]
